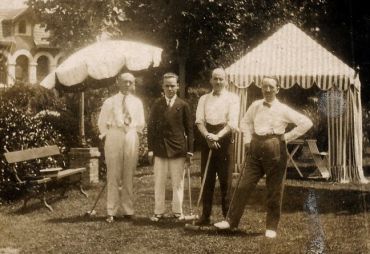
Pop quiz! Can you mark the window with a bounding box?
[18,20,27,34]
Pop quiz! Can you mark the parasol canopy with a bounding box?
[41,40,162,90]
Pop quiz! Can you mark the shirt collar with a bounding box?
[211,89,226,97]
[263,98,279,107]
[165,94,177,103]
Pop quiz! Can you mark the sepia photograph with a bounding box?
[0,0,369,253]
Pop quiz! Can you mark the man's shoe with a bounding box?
[106,216,114,223]
[214,220,231,230]
[194,217,211,226]
[265,230,277,238]
[123,215,134,220]
[150,214,163,222]
[173,213,185,221]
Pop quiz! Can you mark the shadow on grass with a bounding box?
[47,214,107,223]
[182,226,261,238]
[132,216,189,229]
[7,195,70,215]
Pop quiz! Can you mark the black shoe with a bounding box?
[123,215,134,220]
[194,217,210,226]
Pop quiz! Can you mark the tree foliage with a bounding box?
[28,0,330,86]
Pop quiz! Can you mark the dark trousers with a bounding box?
[228,134,287,231]
[200,124,233,219]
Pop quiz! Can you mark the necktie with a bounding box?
[263,101,271,108]
[122,96,131,125]
[167,98,171,108]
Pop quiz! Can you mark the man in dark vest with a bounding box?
[194,68,240,225]
[147,72,194,221]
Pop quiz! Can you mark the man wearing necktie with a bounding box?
[194,68,240,226]
[147,73,194,221]
[98,72,145,223]
[214,76,313,238]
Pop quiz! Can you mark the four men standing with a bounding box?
[97,70,312,239]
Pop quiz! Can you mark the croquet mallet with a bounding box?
[185,149,212,229]
[84,181,107,217]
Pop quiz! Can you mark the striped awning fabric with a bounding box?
[226,23,359,91]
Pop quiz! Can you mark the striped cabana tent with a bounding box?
[226,23,367,183]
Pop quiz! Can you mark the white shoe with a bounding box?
[150,214,163,222]
[265,230,277,238]
[214,220,230,229]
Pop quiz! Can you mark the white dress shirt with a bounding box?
[195,89,240,130]
[98,92,145,138]
[165,94,177,108]
[240,99,313,144]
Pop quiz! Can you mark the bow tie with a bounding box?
[263,101,271,108]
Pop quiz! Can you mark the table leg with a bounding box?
[287,145,304,178]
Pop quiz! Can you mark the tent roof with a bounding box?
[226,23,359,90]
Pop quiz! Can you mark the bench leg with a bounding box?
[40,183,53,212]
[80,184,88,198]
[23,196,31,209]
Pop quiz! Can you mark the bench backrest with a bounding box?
[4,145,61,164]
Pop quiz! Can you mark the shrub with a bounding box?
[0,101,65,201]
[187,87,210,151]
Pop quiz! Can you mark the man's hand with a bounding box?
[206,139,220,150]
[206,133,219,142]
[185,153,193,166]
[148,151,154,165]
[99,134,106,141]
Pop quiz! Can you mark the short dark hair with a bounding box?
[262,76,280,87]
[163,72,179,82]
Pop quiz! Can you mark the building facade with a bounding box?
[0,7,63,87]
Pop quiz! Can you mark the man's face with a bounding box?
[162,77,179,98]
[261,78,279,103]
[117,74,135,95]
[210,70,226,94]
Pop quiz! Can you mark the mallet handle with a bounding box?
[197,150,212,208]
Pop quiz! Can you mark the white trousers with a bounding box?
[105,128,139,216]
[153,156,186,215]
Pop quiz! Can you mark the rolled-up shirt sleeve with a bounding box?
[283,106,313,143]
[227,94,240,131]
[195,95,206,125]
[240,104,255,144]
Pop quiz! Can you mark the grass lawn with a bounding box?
[1,163,370,254]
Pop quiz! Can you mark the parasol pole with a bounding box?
[79,91,87,147]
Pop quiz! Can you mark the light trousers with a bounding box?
[153,156,186,215]
[105,127,139,216]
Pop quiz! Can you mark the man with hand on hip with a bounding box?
[194,67,240,226]
[147,72,194,221]
[98,72,145,223]
[214,76,312,238]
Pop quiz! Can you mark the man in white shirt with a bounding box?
[97,72,145,223]
[214,76,312,238]
[147,73,194,221]
[195,68,240,225]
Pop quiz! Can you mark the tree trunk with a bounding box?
[178,56,186,98]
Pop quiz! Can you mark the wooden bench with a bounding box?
[4,145,88,211]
